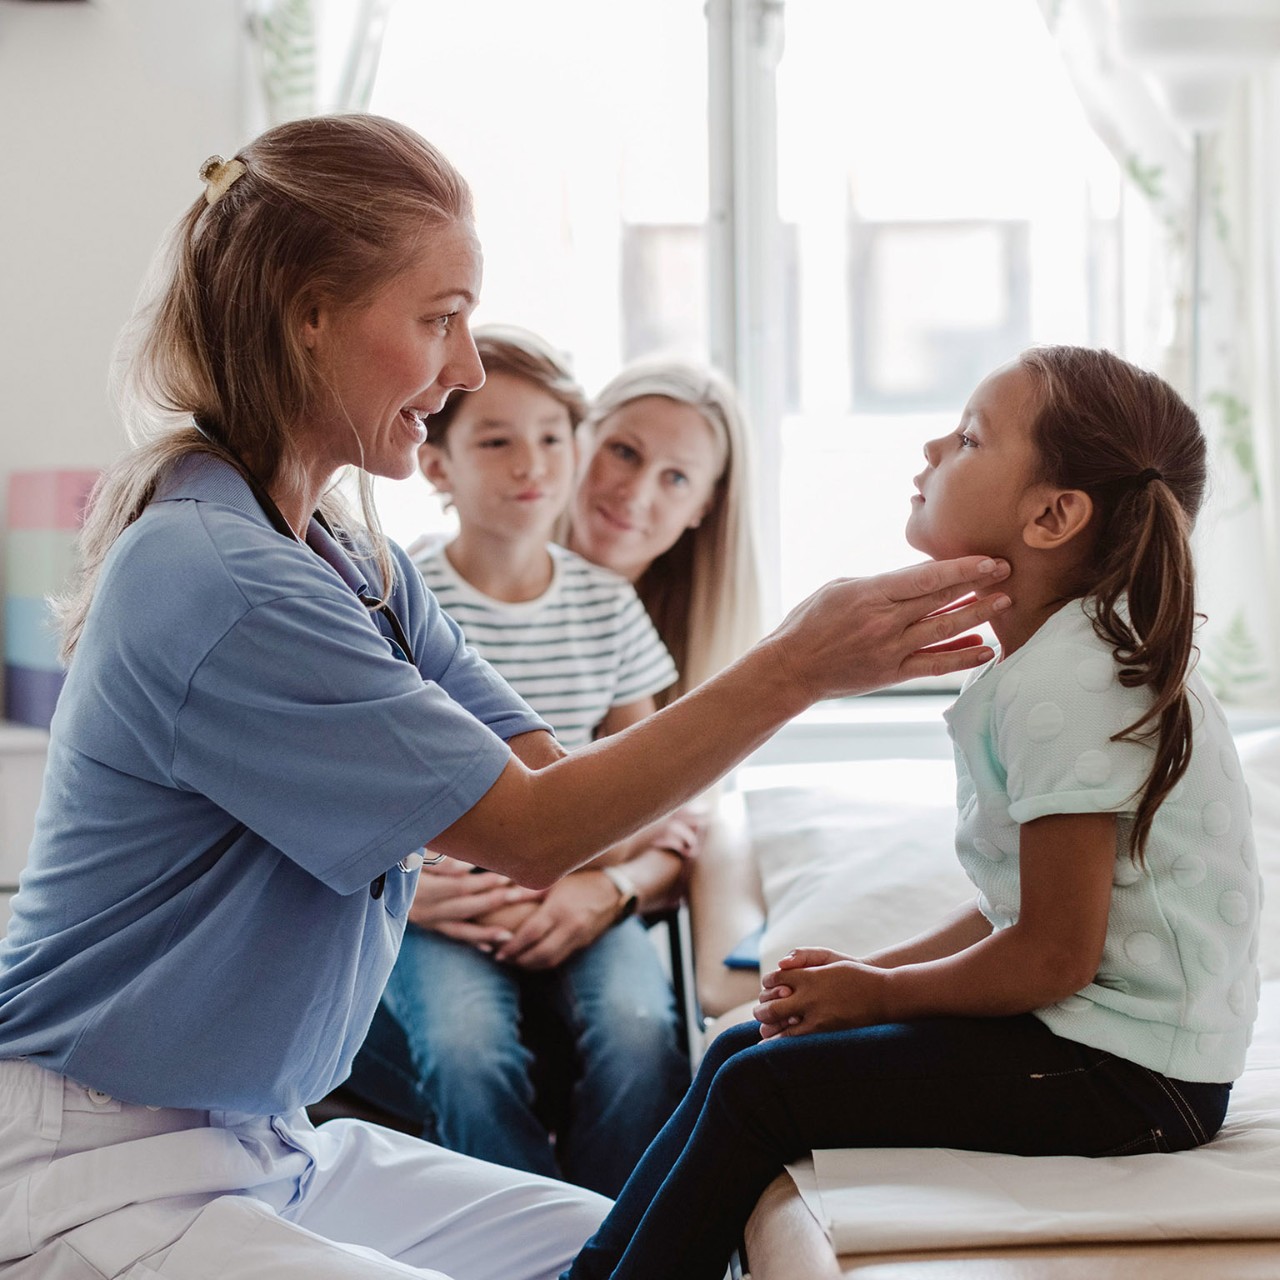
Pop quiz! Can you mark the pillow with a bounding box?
[747,729,1280,982]
[746,758,971,976]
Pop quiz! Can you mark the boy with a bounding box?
[354,324,689,1196]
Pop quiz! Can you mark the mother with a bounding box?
[0,114,1009,1279]
[347,359,763,1196]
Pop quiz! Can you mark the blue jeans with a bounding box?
[564,1015,1232,1280]
[347,918,689,1197]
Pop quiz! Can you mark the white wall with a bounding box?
[0,0,246,488]
[0,0,246,699]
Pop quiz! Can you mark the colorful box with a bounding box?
[4,470,100,728]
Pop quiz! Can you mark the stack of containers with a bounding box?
[4,469,100,729]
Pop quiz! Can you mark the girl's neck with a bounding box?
[988,567,1080,659]
[445,528,556,603]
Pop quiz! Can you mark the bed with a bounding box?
[687,721,1280,1279]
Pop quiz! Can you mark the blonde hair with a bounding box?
[57,114,473,660]
[426,323,588,447]
[574,359,762,705]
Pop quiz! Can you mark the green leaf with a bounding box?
[1124,155,1164,202]
[254,0,317,124]
[1199,611,1269,702]
[1204,389,1261,502]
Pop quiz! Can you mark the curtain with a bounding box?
[1038,0,1280,709]
[247,0,393,126]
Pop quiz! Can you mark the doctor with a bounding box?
[0,114,1010,1279]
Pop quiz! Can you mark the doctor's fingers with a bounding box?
[876,555,1010,610]
[902,591,1009,656]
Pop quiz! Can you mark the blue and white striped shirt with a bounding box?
[414,540,677,749]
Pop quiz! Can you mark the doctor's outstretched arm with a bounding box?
[430,555,1010,887]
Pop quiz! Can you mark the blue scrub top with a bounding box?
[0,454,548,1114]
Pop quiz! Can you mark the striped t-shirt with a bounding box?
[413,540,677,749]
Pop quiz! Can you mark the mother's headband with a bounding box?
[200,154,247,206]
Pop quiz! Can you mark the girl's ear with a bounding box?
[1023,487,1093,550]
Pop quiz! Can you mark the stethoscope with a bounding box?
[191,418,441,896]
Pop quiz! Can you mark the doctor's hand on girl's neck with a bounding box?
[906,357,1097,661]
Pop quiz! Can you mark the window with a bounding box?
[363,0,1140,669]
[771,0,1123,615]
[363,0,710,549]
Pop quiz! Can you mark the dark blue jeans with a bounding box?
[564,1015,1231,1280]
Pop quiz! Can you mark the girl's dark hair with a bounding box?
[1020,345,1207,862]
[425,324,587,447]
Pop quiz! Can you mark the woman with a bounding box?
[567,359,761,706]
[0,114,1009,1279]
[347,356,761,1195]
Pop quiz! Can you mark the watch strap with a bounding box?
[601,865,639,922]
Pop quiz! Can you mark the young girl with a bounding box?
[564,345,1262,1280]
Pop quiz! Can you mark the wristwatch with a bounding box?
[600,865,640,923]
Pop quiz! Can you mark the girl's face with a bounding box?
[569,396,723,582]
[301,220,485,483]
[420,371,576,545]
[906,361,1044,562]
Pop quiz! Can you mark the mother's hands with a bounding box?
[407,855,543,948]
[766,556,1011,706]
[409,858,625,967]
[489,870,622,970]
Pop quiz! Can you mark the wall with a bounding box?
[0,0,247,698]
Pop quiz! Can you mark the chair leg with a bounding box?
[644,902,707,1072]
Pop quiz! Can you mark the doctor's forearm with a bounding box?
[432,557,1012,883]
[430,640,805,885]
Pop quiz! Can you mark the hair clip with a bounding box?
[199,155,247,207]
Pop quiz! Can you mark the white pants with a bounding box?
[0,1059,610,1279]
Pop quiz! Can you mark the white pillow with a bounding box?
[747,758,972,976]
[748,730,1280,982]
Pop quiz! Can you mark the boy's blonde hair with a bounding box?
[575,359,762,705]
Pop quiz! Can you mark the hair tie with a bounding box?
[200,155,247,206]
[1134,467,1163,488]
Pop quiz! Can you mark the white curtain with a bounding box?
[247,0,393,125]
[1038,0,1280,710]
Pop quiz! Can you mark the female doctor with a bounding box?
[0,114,1011,1280]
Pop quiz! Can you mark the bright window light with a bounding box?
[361,0,1131,658]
